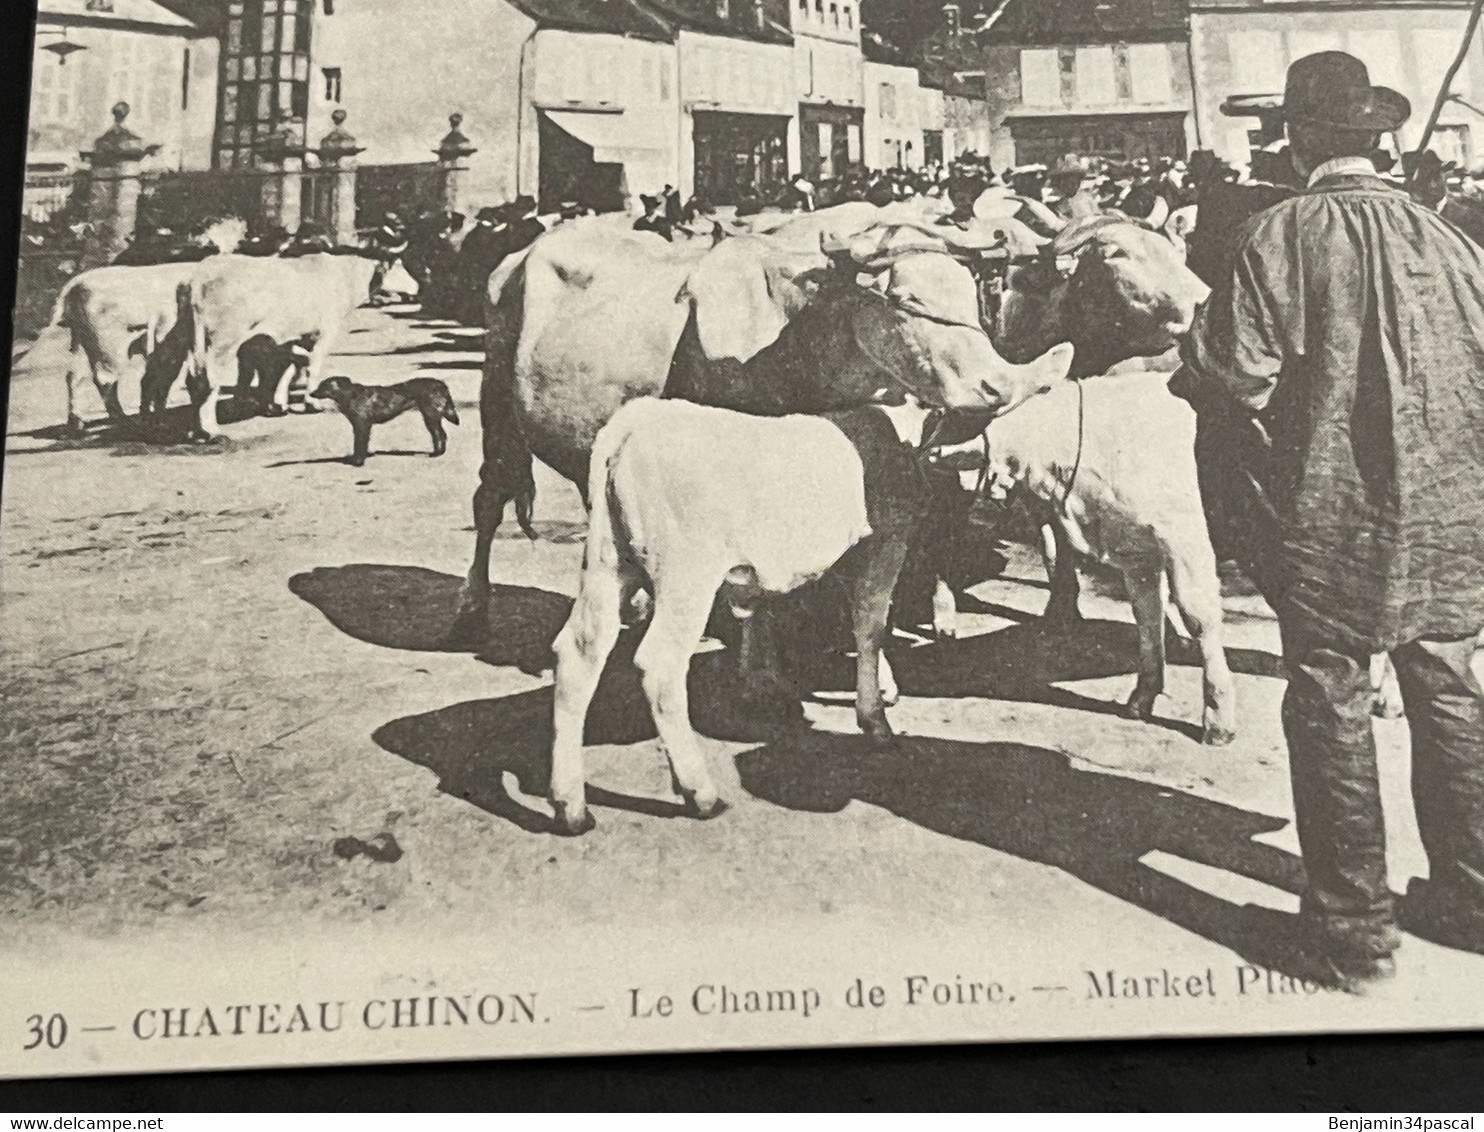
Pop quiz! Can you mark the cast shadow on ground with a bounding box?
[289,563,572,674]
[801,605,1285,742]
[404,358,481,373]
[295,562,1286,744]
[10,400,264,455]
[733,730,1311,975]
[390,331,484,356]
[371,628,789,831]
[374,659,1313,975]
[265,449,439,469]
[382,308,456,326]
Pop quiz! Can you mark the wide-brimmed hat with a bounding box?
[1284,51,1410,132]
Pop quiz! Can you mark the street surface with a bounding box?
[3,305,1481,1022]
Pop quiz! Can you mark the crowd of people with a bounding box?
[402,196,546,324]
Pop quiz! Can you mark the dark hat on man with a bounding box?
[1284,51,1410,132]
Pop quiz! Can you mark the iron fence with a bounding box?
[22,170,88,224]
[356,162,445,228]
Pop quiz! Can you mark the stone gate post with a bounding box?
[80,102,159,268]
[435,113,477,216]
[314,109,364,245]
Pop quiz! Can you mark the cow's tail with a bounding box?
[582,404,637,576]
[477,254,537,541]
[449,257,537,643]
[183,279,205,386]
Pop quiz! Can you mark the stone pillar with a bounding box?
[260,126,307,235]
[435,113,477,216]
[80,102,160,268]
[314,109,364,245]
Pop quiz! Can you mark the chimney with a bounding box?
[943,2,961,35]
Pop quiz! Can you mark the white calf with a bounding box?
[549,397,928,835]
[940,370,1237,744]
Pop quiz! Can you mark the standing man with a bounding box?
[1177,52,1484,991]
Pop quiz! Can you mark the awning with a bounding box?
[542,109,664,163]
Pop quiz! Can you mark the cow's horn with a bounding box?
[1050,213,1125,255]
[1015,196,1067,236]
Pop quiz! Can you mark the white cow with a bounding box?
[30,262,199,434]
[182,251,384,439]
[936,369,1238,744]
[549,396,936,836]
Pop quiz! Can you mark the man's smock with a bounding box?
[1181,160,1484,653]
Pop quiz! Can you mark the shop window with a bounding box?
[1127,43,1172,103]
[880,82,896,119]
[1020,48,1059,106]
[1075,45,1116,105]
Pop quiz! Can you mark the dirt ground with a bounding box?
[3,304,1482,1025]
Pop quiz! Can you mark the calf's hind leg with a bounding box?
[549,561,633,835]
[1122,564,1167,722]
[636,570,730,820]
[1043,523,1083,630]
[1166,541,1238,745]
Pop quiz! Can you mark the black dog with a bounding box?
[310,376,459,466]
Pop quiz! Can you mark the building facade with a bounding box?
[863,58,933,169]
[197,0,988,213]
[975,0,1196,169]
[210,0,801,212]
[1190,0,1484,169]
[790,0,865,180]
[27,0,219,173]
[680,27,796,204]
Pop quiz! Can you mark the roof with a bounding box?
[150,0,225,33]
[508,0,675,40]
[644,0,791,45]
[861,29,911,65]
[37,0,206,30]
[512,0,791,45]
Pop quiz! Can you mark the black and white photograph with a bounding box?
[6,0,1484,1083]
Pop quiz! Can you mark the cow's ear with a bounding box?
[1040,342,1076,383]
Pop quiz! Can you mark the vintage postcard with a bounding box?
[7,0,1484,1082]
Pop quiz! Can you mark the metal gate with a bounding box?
[355,162,445,227]
[16,171,90,336]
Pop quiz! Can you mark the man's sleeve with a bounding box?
[1177,220,1296,413]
